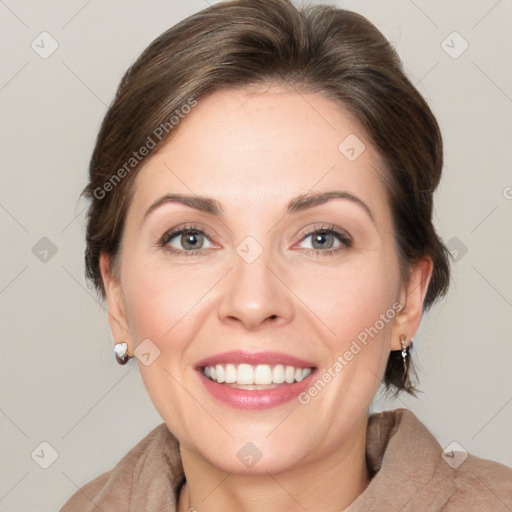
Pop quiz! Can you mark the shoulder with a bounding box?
[60,423,181,512]
[442,452,512,511]
[359,408,512,511]
[389,408,512,510]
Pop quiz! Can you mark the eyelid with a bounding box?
[159,223,217,249]
[159,222,352,255]
[292,224,352,255]
[294,223,352,244]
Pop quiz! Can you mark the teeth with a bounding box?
[224,364,237,383]
[272,364,285,384]
[202,363,312,385]
[254,364,272,385]
[285,365,295,383]
[215,364,225,383]
[238,364,254,385]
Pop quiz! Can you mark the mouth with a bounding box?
[194,351,317,409]
[200,363,314,389]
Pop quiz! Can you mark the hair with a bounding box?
[81,0,452,397]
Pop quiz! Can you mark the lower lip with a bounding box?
[197,369,315,410]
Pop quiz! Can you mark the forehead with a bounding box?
[128,86,391,228]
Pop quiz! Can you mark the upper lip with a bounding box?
[195,351,316,369]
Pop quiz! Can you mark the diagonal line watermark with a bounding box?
[60,265,131,337]
[407,0,439,29]
[266,163,336,234]
[61,369,132,439]
[472,0,503,30]
[163,267,234,337]
[414,62,439,86]
[162,367,234,438]
[61,471,108,512]
[61,0,94,29]
[265,408,296,438]
[471,396,512,439]
[266,473,310,512]
[398,471,439,511]
[164,162,233,235]
[294,89,337,132]
[60,264,105,309]
[0,472,29,503]
[0,0,29,28]
[0,62,29,92]
[468,469,512,511]
[0,407,29,439]
[61,60,108,107]
[199,471,233,503]
[60,206,87,233]
[472,61,512,104]
[0,203,29,233]
[470,204,499,233]
[265,264,336,335]
[0,265,28,296]
[471,266,512,309]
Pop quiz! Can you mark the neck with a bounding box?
[177,413,371,512]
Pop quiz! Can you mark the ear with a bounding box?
[99,251,133,354]
[390,256,433,350]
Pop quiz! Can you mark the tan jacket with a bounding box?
[60,408,512,511]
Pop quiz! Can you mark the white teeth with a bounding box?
[202,363,313,385]
[272,364,285,384]
[285,365,295,383]
[254,364,272,385]
[215,364,224,383]
[237,364,254,385]
[224,364,237,383]
[294,368,313,382]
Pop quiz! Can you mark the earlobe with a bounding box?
[99,251,132,350]
[390,257,433,350]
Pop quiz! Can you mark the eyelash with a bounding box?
[159,223,352,257]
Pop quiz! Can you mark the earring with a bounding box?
[400,335,408,373]
[114,342,131,365]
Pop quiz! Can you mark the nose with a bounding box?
[217,249,294,331]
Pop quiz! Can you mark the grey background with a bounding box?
[0,0,511,510]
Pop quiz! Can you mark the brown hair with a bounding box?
[82,0,452,397]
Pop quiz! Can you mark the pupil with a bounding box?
[313,232,332,249]
[183,232,201,250]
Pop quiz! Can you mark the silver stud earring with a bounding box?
[114,342,131,365]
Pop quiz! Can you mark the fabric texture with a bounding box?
[60,408,512,511]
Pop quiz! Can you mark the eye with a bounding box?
[296,225,352,255]
[160,224,214,256]
[159,223,352,257]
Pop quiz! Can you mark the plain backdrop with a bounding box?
[0,0,511,510]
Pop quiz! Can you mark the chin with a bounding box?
[200,443,305,476]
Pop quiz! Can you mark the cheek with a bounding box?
[297,257,398,346]
[121,258,218,350]
[123,277,172,340]
[120,262,212,434]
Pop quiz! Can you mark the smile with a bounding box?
[195,351,317,409]
[202,363,313,388]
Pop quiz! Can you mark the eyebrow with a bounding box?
[143,190,375,224]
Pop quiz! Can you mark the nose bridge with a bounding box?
[217,238,294,329]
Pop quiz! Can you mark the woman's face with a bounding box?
[101,86,431,475]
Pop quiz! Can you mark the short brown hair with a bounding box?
[82,0,452,397]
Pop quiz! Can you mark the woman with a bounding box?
[61,0,512,510]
